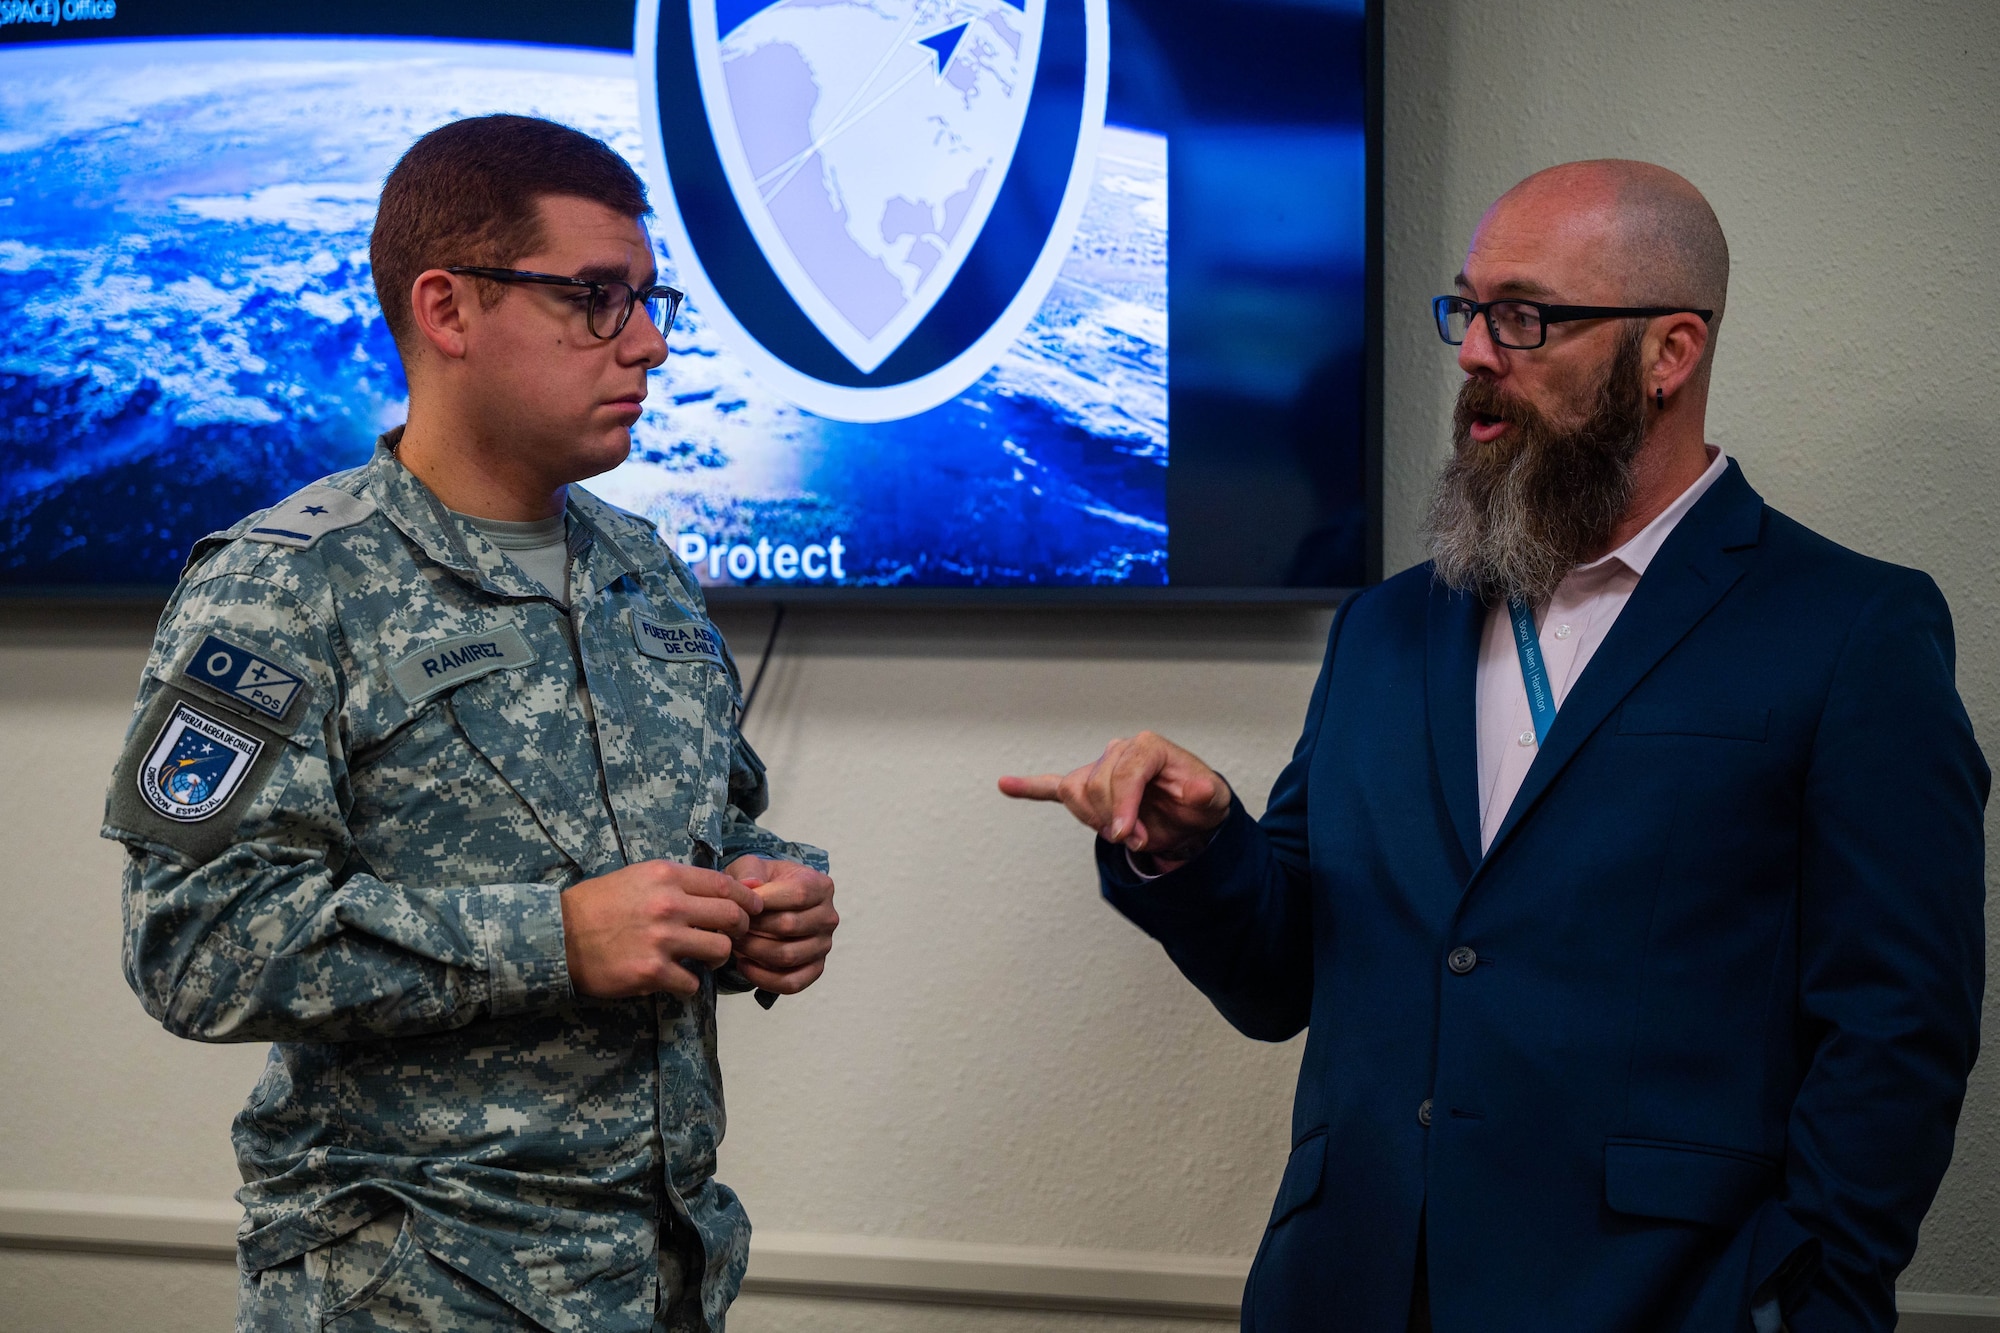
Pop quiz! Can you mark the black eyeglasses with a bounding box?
[446,267,685,340]
[1433,295,1712,350]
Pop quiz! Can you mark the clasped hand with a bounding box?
[998,730,1233,872]
[561,856,837,1000]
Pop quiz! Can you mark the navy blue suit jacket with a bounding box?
[1101,463,1987,1332]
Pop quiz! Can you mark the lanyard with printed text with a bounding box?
[1508,595,1557,747]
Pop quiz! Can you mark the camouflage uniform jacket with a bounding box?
[103,434,825,1332]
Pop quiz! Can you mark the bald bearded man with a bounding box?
[1003,162,1986,1332]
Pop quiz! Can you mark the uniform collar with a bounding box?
[563,488,651,603]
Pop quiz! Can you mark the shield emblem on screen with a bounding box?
[638,0,1109,422]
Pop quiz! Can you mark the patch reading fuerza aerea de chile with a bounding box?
[632,612,727,669]
[389,624,536,705]
[138,702,265,822]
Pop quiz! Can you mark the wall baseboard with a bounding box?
[0,1191,237,1260]
[0,1190,1245,1318]
[743,1229,1247,1316]
[1,1190,1992,1323]
[1903,1291,2000,1316]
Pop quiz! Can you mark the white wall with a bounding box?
[2,0,1995,1325]
[712,608,1325,1253]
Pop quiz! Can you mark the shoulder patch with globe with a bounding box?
[138,702,265,822]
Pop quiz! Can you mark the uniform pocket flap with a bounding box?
[1268,1129,1328,1227]
[1604,1137,1778,1228]
[1618,704,1769,741]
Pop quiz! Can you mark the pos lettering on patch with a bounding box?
[632,613,727,668]
[138,702,265,822]
[181,633,304,721]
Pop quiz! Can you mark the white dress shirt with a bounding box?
[1475,446,1727,853]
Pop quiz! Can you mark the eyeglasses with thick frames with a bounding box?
[445,267,685,341]
[1433,295,1712,350]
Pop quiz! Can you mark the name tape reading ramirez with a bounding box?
[390,624,536,704]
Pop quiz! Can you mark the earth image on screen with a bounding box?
[0,36,1164,589]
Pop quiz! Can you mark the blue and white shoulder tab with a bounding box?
[245,485,376,550]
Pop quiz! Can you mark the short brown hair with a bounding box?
[369,114,650,348]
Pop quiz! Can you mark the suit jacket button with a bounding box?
[1448,946,1478,974]
[1417,1098,1433,1127]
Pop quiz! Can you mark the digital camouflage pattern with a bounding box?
[105,433,826,1333]
[240,1209,544,1330]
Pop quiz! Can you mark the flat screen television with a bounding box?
[0,0,1378,602]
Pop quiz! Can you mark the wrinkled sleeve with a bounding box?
[705,627,828,876]
[712,730,828,875]
[706,652,827,1000]
[107,569,573,1043]
[1095,596,1351,1042]
[1758,569,1988,1330]
[709,750,828,999]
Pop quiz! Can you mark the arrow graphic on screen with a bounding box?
[917,23,969,77]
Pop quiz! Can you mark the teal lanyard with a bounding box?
[1507,596,1558,746]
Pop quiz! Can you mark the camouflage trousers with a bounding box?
[237,1209,698,1332]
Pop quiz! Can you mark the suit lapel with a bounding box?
[1427,580,1486,878]
[1481,461,1767,864]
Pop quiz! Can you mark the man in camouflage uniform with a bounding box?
[104,115,837,1331]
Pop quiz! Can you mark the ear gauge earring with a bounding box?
[1655,386,1665,411]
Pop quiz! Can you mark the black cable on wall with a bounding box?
[738,603,787,728]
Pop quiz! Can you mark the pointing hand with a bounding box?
[999,730,1232,872]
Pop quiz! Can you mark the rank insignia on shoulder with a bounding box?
[181,634,306,723]
[138,702,264,822]
[632,611,726,669]
[245,485,376,549]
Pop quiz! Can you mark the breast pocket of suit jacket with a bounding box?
[1615,700,1792,843]
[1618,703,1771,744]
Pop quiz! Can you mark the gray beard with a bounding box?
[1425,329,1648,606]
